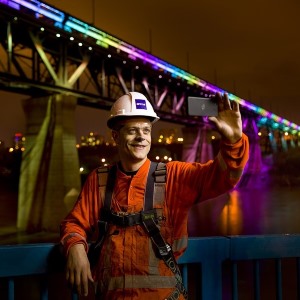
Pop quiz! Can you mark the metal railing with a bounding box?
[1,235,300,299]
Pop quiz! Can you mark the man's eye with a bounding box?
[128,129,136,134]
[143,129,151,134]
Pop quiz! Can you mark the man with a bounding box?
[60,91,249,299]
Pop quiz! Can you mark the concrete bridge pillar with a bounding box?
[294,135,300,147]
[290,136,296,148]
[181,125,214,163]
[268,129,278,153]
[18,94,81,232]
[280,132,288,151]
[237,117,263,187]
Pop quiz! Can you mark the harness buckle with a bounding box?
[141,210,157,222]
[158,243,172,256]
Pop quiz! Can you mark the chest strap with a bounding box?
[101,209,157,227]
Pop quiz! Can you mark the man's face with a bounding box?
[113,118,152,165]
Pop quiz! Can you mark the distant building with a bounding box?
[77,132,107,147]
[11,133,25,152]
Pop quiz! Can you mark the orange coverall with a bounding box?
[60,133,249,299]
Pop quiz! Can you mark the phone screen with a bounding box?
[187,97,218,117]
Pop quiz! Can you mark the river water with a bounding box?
[188,175,300,237]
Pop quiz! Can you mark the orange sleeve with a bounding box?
[60,169,101,256]
[166,133,249,207]
[219,133,250,171]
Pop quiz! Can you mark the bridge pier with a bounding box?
[237,117,263,188]
[18,95,81,232]
[181,125,214,163]
[268,129,278,153]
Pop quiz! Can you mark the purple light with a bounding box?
[0,0,20,9]
[0,0,299,133]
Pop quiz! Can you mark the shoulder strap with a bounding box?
[97,166,109,202]
[144,161,159,211]
[103,164,117,211]
[153,162,166,207]
[97,165,117,209]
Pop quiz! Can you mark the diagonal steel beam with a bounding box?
[29,31,58,83]
[67,54,90,87]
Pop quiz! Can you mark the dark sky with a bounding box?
[2,0,300,144]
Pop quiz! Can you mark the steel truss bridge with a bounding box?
[0,0,300,139]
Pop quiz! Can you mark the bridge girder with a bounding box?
[0,5,255,129]
[0,2,299,142]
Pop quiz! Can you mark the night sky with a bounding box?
[1,0,300,145]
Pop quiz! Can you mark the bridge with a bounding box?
[0,0,299,231]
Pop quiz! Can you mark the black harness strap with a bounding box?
[93,162,188,299]
[144,161,158,211]
[103,164,117,211]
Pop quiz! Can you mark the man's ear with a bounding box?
[112,130,119,144]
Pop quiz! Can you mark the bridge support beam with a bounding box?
[237,117,263,188]
[17,95,81,232]
[181,125,214,163]
[268,129,278,153]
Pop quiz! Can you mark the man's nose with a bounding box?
[135,135,145,142]
[135,129,144,137]
[134,129,145,140]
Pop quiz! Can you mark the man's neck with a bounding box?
[119,158,147,173]
[118,162,138,176]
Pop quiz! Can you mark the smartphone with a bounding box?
[187,96,218,117]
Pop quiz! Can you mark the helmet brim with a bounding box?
[107,115,159,129]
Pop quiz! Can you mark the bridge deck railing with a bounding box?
[1,235,300,299]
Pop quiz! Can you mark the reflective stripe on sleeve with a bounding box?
[61,232,86,246]
[229,168,244,182]
[217,152,244,184]
[172,236,188,253]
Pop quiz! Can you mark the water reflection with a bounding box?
[188,184,300,237]
[219,190,243,236]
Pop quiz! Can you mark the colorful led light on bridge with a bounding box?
[2,0,300,133]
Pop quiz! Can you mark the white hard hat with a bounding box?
[107,92,160,129]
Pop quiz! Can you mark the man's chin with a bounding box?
[130,149,149,158]
[129,154,148,163]
[133,156,147,162]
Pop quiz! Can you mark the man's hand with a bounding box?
[66,243,94,297]
[209,92,242,144]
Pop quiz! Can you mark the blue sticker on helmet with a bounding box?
[135,99,147,110]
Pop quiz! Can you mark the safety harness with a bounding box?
[91,161,188,300]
